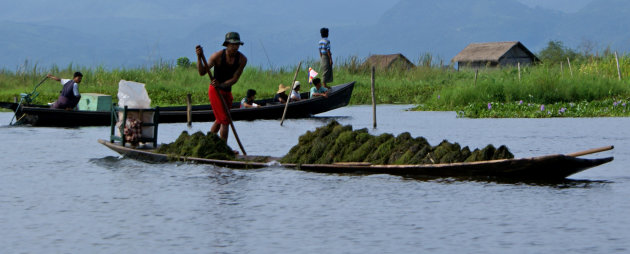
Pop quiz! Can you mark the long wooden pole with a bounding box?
[473,69,478,86]
[280,61,302,126]
[567,57,573,77]
[198,46,247,155]
[517,62,521,82]
[186,93,192,128]
[371,66,377,129]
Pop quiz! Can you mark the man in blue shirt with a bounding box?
[318,27,333,89]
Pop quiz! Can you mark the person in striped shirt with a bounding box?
[318,27,333,89]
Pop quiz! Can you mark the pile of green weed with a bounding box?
[156,131,235,160]
[280,120,513,165]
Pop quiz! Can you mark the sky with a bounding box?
[0,0,604,70]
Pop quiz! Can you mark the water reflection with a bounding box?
[402,175,613,188]
[91,155,614,187]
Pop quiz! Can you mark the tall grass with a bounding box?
[426,59,630,110]
[2,53,630,117]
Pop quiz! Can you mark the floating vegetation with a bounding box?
[280,120,514,165]
[156,131,235,160]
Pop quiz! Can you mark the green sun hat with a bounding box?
[223,32,244,46]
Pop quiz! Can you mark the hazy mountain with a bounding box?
[516,0,592,13]
[366,0,562,62]
[1,0,628,70]
[556,0,630,51]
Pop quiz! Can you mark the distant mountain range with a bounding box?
[0,0,627,70]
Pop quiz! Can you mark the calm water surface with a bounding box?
[1,105,629,254]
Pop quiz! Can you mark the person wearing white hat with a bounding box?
[290,81,302,101]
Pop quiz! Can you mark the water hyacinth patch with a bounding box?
[487,103,492,110]
[456,99,630,118]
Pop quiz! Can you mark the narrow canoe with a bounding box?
[97,139,614,180]
[2,81,354,127]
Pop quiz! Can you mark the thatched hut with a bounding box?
[452,41,539,70]
[361,54,415,71]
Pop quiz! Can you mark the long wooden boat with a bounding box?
[2,81,355,127]
[97,139,614,180]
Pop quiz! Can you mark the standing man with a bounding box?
[47,72,83,110]
[318,27,333,89]
[196,32,248,141]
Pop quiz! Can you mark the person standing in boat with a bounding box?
[196,31,248,141]
[318,27,333,89]
[47,72,83,110]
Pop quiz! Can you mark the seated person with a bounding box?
[274,84,289,103]
[48,72,83,110]
[290,81,302,101]
[309,78,328,98]
[240,89,260,108]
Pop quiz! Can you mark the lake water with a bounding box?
[1,105,629,254]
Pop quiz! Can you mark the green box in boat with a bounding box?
[78,93,112,111]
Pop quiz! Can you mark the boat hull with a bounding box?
[3,81,355,127]
[98,139,613,180]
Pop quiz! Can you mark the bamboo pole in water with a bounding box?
[473,69,478,86]
[518,62,521,82]
[186,94,192,128]
[567,57,573,77]
[371,66,377,129]
[280,61,302,126]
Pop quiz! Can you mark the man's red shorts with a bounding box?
[208,85,233,125]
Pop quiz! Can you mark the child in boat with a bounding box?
[240,89,260,108]
[309,78,328,99]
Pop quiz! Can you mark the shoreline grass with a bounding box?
[2,51,630,118]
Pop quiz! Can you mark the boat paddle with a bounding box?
[10,75,48,125]
[196,45,247,155]
[280,61,302,126]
